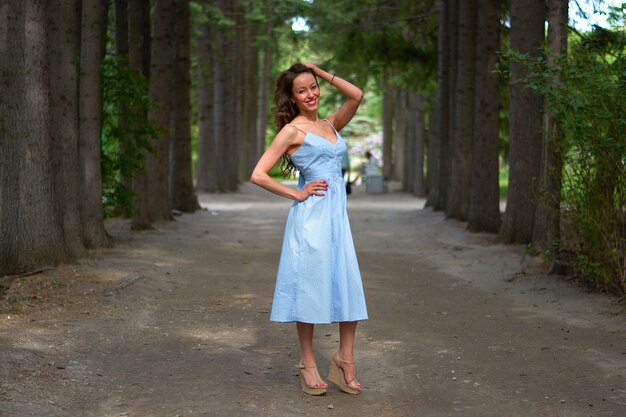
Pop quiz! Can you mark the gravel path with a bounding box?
[1,182,624,417]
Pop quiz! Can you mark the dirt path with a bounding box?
[1,183,625,417]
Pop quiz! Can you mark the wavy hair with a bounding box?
[273,63,317,177]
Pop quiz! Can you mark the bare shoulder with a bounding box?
[275,124,304,148]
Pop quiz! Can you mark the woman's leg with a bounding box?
[296,322,327,387]
[336,321,361,387]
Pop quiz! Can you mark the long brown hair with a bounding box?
[273,63,317,177]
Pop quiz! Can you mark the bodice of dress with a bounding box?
[290,131,346,184]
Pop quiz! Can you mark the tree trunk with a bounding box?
[532,0,566,257]
[425,93,442,209]
[241,9,260,180]
[426,97,440,202]
[411,94,427,197]
[169,0,199,212]
[127,0,150,77]
[228,1,243,189]
[195,10,219,192]
[468,0,502,233]
[446,0,477,220]
[212,10,227,191]
[0,0,66,275]
[498,0,545,244]
[134,0,176,226]
[127,0,151,225]
[382,78,395,179]
[48,0,85,258]
[256,0,274,170]
[78,0,110,247]
[394,88,407,184]
[437,0,459,211]
[405,94,416,193]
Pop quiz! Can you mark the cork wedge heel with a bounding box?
[327,353,362,395]
[296,362,328,396]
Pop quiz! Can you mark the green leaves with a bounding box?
[101,55,159,217]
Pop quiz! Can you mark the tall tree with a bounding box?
[435,0,459,211]
[195,4,219,192]
[498,0,545,243]
[134,0,176,227]
[467,0,502,233]
[256,0,274,171]
[127,0,150,78]
[426,96,440,202]
[79,0,111,246]
[0,0,66,275]
[446,0,477,220]
[382,77,395,179]
[394,87,408,183]
[411,93,427,197]
[48,0,85,257]
[127,0,151,224]
[438,0,461,210]
[169,0,200,212]
[532,0,567,255]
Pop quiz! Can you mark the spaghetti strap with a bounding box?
[323,118,338,133]
[288,124,307,134]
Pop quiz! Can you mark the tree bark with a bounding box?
[437,0,459,211]
[394,88,408,184]
[127,0,150,77]
[468,0,502,233]
[212,7,227,191]
[48,0,85,258]
[411,94,427,197]
[405,94,416,193]
[78,0,110,247]
[228,1,244,190]
[195,9,219,192]
[127,0,151,224]
[532,0,566,259]
[0,0,66,275]
[425,93,442,206]
[241,8,260,181]
[256,0,274,171]
[498,0,545,244]
[382,78,395,179]
[134,0,176,226]
[426,97,440,202]
[169,0,199,212]
[446,0,477,220]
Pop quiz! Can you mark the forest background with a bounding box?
[0,0,624,296]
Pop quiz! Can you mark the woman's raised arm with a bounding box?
[304,63,363,131]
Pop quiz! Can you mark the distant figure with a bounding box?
[342,150,352,194]
[353,151,379,185]
[250,63,367,396]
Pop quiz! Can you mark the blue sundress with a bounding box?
[270,119,368,324]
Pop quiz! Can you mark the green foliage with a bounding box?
[503,20,625,295]
[101,56,159,218]
[302,0,439,92]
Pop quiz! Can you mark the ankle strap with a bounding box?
[334,353,354,364]
[296,362,317,369]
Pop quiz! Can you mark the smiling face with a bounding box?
[291,72,320,114]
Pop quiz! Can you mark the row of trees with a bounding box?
[297,0,623,294]
[0,0,309,277]
[1,0,623,294]
[428,0,624,293]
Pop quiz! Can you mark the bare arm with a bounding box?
[250,126,328,201]
[305,63,363,131]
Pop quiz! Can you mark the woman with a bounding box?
[251,63,368,396]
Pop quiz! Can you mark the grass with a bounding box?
[499,164,509,199]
